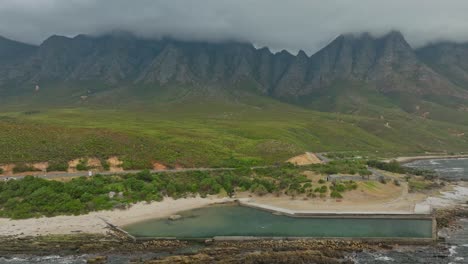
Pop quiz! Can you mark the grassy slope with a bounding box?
[0,83,467,168]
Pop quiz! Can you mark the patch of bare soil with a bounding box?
[107,156,123,172]
[67,159,81,173]
[87,158,103,171]
[153,162,168,170]
[32,162,48,172]
[236,180,423,213]
[0,164,15,175]
[287,152,322,165]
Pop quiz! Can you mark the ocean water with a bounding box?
[405,158,468,181]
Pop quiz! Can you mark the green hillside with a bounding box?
[0,84,467,169]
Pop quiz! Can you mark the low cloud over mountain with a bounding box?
[1,0,468,54]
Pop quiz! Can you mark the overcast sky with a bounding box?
[1,0,468,54]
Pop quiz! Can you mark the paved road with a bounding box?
[315,152,331,163]
[1,166,273,180]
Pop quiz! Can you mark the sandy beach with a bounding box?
[0,196,233,237]
[1,181,467,238]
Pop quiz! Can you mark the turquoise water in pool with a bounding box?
[123,205,433,239]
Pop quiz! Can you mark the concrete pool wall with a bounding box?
[123,201,437,242]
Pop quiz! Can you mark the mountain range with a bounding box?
[1,31,468,106]
[1,30,468,165]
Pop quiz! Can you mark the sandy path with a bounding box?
[0,196,232,237]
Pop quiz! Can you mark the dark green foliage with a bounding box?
[330,190,343,199]
[306,160,371,176]
[0,168,3,174]
[76,159,89,171]
[378,176,387,184]
[367,160,405,174]
[13,163,40,173]
[319,185,328,193]
[47,161,68,172]
[101,159,110,171]
[0,164,326,219]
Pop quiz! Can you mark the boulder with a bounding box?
[168,215,182,221]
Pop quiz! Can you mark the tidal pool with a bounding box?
[124,205,433,239]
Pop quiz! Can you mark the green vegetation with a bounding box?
[47,161,68,172]
[330,190,343,199]
[408,179,435,192]
[0,83,467,168]
[308,159,371,175]
[0,168,3,174]
[12,163,40,174]
[0,161,375,219]
[328,180,358,199]
[76,159,89,171]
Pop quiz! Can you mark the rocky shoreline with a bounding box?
[0,234,379,263]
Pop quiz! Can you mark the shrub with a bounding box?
[344,181,358,190]
[101,159,110,171]
[319,185,328,193]
[13,163,40,173]
[393,179,401,186]
[76,159,89,171]
[330,190,343,198]
[318,179,326,184]
[253,184,268,196]
[47,161,68,172]
[334,184,346,192]
[378,176,387,184]
[0,168,3,174]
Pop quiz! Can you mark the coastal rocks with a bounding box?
[147,246,351,264]
[168,215,182,221]
[436,207,468,229]
[146,253,213,263]
[0,234,189,256]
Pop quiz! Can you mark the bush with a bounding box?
[344,181,358,190]
[76,159,89,171]
[253,184,268,196]
[367,160,405,174]
[101,159,110,171]
[378,176,387,184]
[47,161,68,172]
[330,190,343,199]
[13,163,40,173]
[393,179,401,186]
[319,185,328,193]
[334,184,346,192]
[318,179,326,184]
[0,168,3,174]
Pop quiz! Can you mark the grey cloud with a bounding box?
[1,0,468,54]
